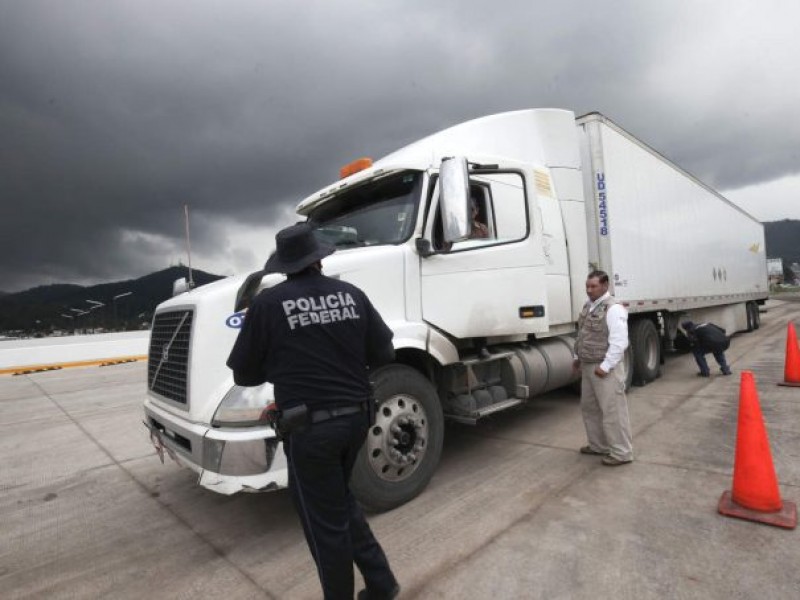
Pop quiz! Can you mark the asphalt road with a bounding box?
[2,301,799,599]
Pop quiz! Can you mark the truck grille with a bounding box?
[148,309,193,405]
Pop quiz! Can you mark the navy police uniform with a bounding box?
[682,321,731,377]
[227,224,399,600]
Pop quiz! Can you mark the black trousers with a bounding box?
[692,346,730,375]
[283,411,397,600]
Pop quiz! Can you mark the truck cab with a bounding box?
[144,109,590,510]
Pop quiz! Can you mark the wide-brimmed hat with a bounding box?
[264,223,335,274]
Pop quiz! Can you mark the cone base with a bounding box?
[718,490,797,529]
[777,380,800,387]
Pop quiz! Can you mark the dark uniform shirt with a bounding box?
[688,323,729,353]
[226,270,394,410]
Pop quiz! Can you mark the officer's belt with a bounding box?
[309,403,366,424]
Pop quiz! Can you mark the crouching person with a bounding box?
[682,321,732,377]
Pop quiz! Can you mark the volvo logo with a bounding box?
[226,311,246,329]
[161,343,171,362]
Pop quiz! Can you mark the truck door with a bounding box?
[420,169,549,339]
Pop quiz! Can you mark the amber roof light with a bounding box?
[339,157,373,179]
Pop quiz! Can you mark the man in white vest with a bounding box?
[573,270,634,466]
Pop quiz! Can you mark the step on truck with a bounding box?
[144,109,768,511]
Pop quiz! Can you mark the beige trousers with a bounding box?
[580,362,633,461]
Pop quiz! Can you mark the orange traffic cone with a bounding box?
[777,322,800,387]
[718,371,797,528]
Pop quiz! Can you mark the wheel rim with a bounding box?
[366,394,429,482]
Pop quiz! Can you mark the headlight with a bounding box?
[212,383,274,427]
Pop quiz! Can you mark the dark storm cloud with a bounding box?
[1,0,798,291]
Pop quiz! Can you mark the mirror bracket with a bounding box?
[415,238,434,258]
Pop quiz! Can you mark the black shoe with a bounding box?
[357,584,400,600]
[721,369,732,376]
[696,372,710,378]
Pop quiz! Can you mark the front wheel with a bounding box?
[350,364,444,512]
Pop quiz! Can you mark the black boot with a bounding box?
[357,584,400,600]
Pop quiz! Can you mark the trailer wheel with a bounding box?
[748,302,761,330]
[622,346,634,391]
[630,319,661,386]
[350,364,444,513]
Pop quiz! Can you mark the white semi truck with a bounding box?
[144,109,768,511]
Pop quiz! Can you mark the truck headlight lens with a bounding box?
[212,383,274,427]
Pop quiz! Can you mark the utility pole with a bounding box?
[113,292,132,330]
[184,204,195,290]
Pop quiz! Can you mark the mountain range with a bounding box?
[764,219,800,268]
[0,266,224,334]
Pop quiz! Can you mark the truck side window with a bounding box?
[430,183,492,252]
[439,172,527,251]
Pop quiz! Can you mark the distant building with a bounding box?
[767,257,784,286]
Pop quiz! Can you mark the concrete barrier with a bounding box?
[0,331,150,374]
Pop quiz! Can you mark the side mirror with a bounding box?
[439,157,471,243]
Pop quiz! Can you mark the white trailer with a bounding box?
[578,113,767,384]
[144,109,768,511]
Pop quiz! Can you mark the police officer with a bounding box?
[227,223,400,600]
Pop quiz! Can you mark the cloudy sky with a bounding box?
[2,0,799,292]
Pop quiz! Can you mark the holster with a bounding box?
[259,403,309,441]
[276,404,309,438]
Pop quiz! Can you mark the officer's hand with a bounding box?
[594,366,608,378]
[572,359,580,372]
[260,402,280,426]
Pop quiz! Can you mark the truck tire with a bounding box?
[630,319,661,386]
[748,302,761,330]
[622,346,634,391]
[350,364,444,513]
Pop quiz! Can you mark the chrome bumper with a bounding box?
[143,399,288,495]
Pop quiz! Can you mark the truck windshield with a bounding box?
[308,171,421,248]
